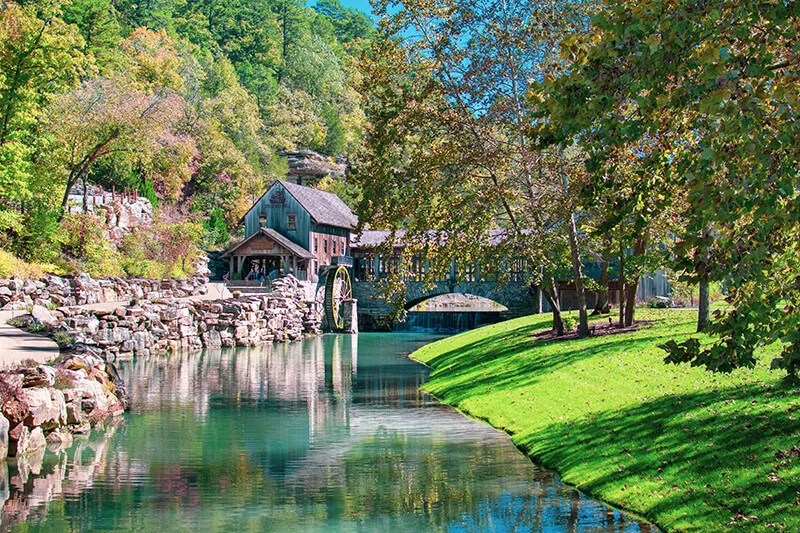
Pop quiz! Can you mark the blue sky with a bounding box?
[340,0,373,14]
[310,0,374,16]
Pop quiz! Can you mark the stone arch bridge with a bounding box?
[352,279,538,328]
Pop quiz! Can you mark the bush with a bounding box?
[53,369,74,390]
[53,331,73,347]
[0,249,61,279]
[647,296,674,309]
[562,314,576,332]
[28,322,47,333]
[58,214,125,277]
[121,207,204,279]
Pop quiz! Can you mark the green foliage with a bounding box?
[201,206,230,249]
[53,332,74,349]
[561,313,576,332]
[313,176,361,211]
[0,0,372,271]
[59,213,125,277]
[531,0,800,377]
[412,310,795,532]
[0,249,59,279]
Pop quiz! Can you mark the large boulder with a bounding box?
[21,366,55,388]
[0,412,8,461]
[30,305,58,328]
[26,427,46,454]
[21,387,67,430]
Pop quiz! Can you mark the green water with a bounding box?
[2,334,657,532]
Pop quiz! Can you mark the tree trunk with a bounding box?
[567,213,590,337]
[592,248,611,315]
[697,277,710,332]
[624,278,639,327]
[541,276,564,336]
[623,236,648,328]
[697,226,711,332]
[618,244,626,327]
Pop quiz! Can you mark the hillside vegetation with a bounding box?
[0,0,370,277]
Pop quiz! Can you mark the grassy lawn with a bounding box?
[410,309,800,532]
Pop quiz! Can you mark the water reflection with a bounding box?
[3,334,657,532]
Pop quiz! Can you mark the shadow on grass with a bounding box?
[514,383,800,532]
[424,318,689,404]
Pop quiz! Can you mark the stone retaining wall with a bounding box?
[55,277,322,360]
[0,273,209,310]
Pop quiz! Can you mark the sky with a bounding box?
[310,0,374,16]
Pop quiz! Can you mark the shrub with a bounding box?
[58,214,125,277]
[53,331,73,347]
[0,249,59,279]
[28,322,47,333]
[53,369,74,390]
[121,207,203,279]
[562,314,576,332]
[647,296,674,309]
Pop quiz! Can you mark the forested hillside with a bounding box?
[0,0,370,277]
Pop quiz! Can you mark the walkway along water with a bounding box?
[0,332,658,531]
[0,310,59,367]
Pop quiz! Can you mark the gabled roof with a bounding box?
[222,228,314,259]
[279,180,357,229]
[241,180,358,230]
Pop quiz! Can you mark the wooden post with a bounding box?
[229,256,234,279]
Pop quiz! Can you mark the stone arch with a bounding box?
[404,292,508,312]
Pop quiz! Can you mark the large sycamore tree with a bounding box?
[356,0,594,334]
[534,0,800,378]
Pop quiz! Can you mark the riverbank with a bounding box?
[410,309,798,532]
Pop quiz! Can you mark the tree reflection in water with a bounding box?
[2,334,657,532]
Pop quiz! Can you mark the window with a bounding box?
[332,240,337,255]
[287,214,296,230]
[323,239,328,254]
[259,214,267,228]
[313,237,317,253]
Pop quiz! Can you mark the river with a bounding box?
[2,333,657,532]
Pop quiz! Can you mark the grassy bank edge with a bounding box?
[408,336,663,531]
[407,310,799,533]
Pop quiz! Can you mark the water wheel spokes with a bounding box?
[324,265,351,331]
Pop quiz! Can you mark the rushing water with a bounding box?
[394,311,505,334]
[2,334,657,532]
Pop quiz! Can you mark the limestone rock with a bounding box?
[21,366,55,388]
[22,387,67,430]
[0,412,9,461]
[31,305,58,328]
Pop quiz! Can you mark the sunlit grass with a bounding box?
[411,309,799,532]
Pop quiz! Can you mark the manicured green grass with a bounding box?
[411,309,800,532]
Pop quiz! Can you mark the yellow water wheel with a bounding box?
[324,265,352,331]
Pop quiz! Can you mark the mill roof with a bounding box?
[242,180,358,230]
[280,180,358,229]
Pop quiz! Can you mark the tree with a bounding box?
[46,77,189,216]
[0,1,85,145]
[532,0,800,378]
[61,0,122,71]
[356,0,594,334]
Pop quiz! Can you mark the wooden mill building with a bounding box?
[222,181,357,282]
